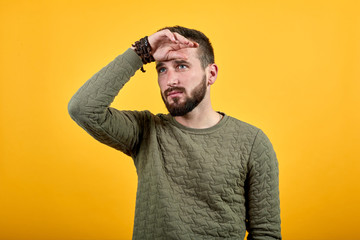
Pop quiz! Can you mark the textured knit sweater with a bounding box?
[68,48,281,240]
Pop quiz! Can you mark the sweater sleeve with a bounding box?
[245,129,282,240]
[67,48,146,157]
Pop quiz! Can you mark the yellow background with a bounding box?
[1,0,359,239]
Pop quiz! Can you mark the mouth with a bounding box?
[167,90,183,97]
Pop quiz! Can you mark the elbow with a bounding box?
[68,96,82,121]
[68,95,100,125]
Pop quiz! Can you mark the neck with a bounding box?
[173,99,221,129]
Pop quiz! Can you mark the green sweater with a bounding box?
[68,49,281,240]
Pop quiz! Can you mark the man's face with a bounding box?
[156,48,208,116]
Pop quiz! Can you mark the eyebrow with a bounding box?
[156,62,164,69]
[155,60,191,70]
[174,60,191,66]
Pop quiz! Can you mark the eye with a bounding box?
[177,64,188,70]
[158,67,166,74]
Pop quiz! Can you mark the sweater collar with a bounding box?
[168,111,229,134]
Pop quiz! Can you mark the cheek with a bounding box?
[158,79,166,93]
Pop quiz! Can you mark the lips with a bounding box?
[167,91,183,97]
[164,87,185,97]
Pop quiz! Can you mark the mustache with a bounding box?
[164,87,186,96]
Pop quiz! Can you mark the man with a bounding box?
[68,26,281,239]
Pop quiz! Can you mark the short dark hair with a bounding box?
[157,26,215,69]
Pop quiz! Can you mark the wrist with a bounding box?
[132,36,155,64]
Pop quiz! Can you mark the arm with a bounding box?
[68,30,198,156]
[245,129,282,240]
[68,49,144,156]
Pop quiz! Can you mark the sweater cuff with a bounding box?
[120,48,144,72]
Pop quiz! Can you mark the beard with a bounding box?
[161,75,207,116]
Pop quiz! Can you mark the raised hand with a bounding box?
[147,29,199,61]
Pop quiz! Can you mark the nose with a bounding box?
[166,69,179,86]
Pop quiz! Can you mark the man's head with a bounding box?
[157,26,215,69]
[155,26,218,117]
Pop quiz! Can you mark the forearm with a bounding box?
[67,48,143,153]
[68,48,142,118]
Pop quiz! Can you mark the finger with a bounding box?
[173,32,198,47]
[173,32,190,45]
[176,43,194,51]
[163,29,177,43]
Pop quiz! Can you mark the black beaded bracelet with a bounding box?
[132,36,155,72]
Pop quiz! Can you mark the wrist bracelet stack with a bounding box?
[132,36,155,72]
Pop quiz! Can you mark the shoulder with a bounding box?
[225,115,275,150]
[225,114,261,137]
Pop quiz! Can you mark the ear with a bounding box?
[206,63,218,86]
